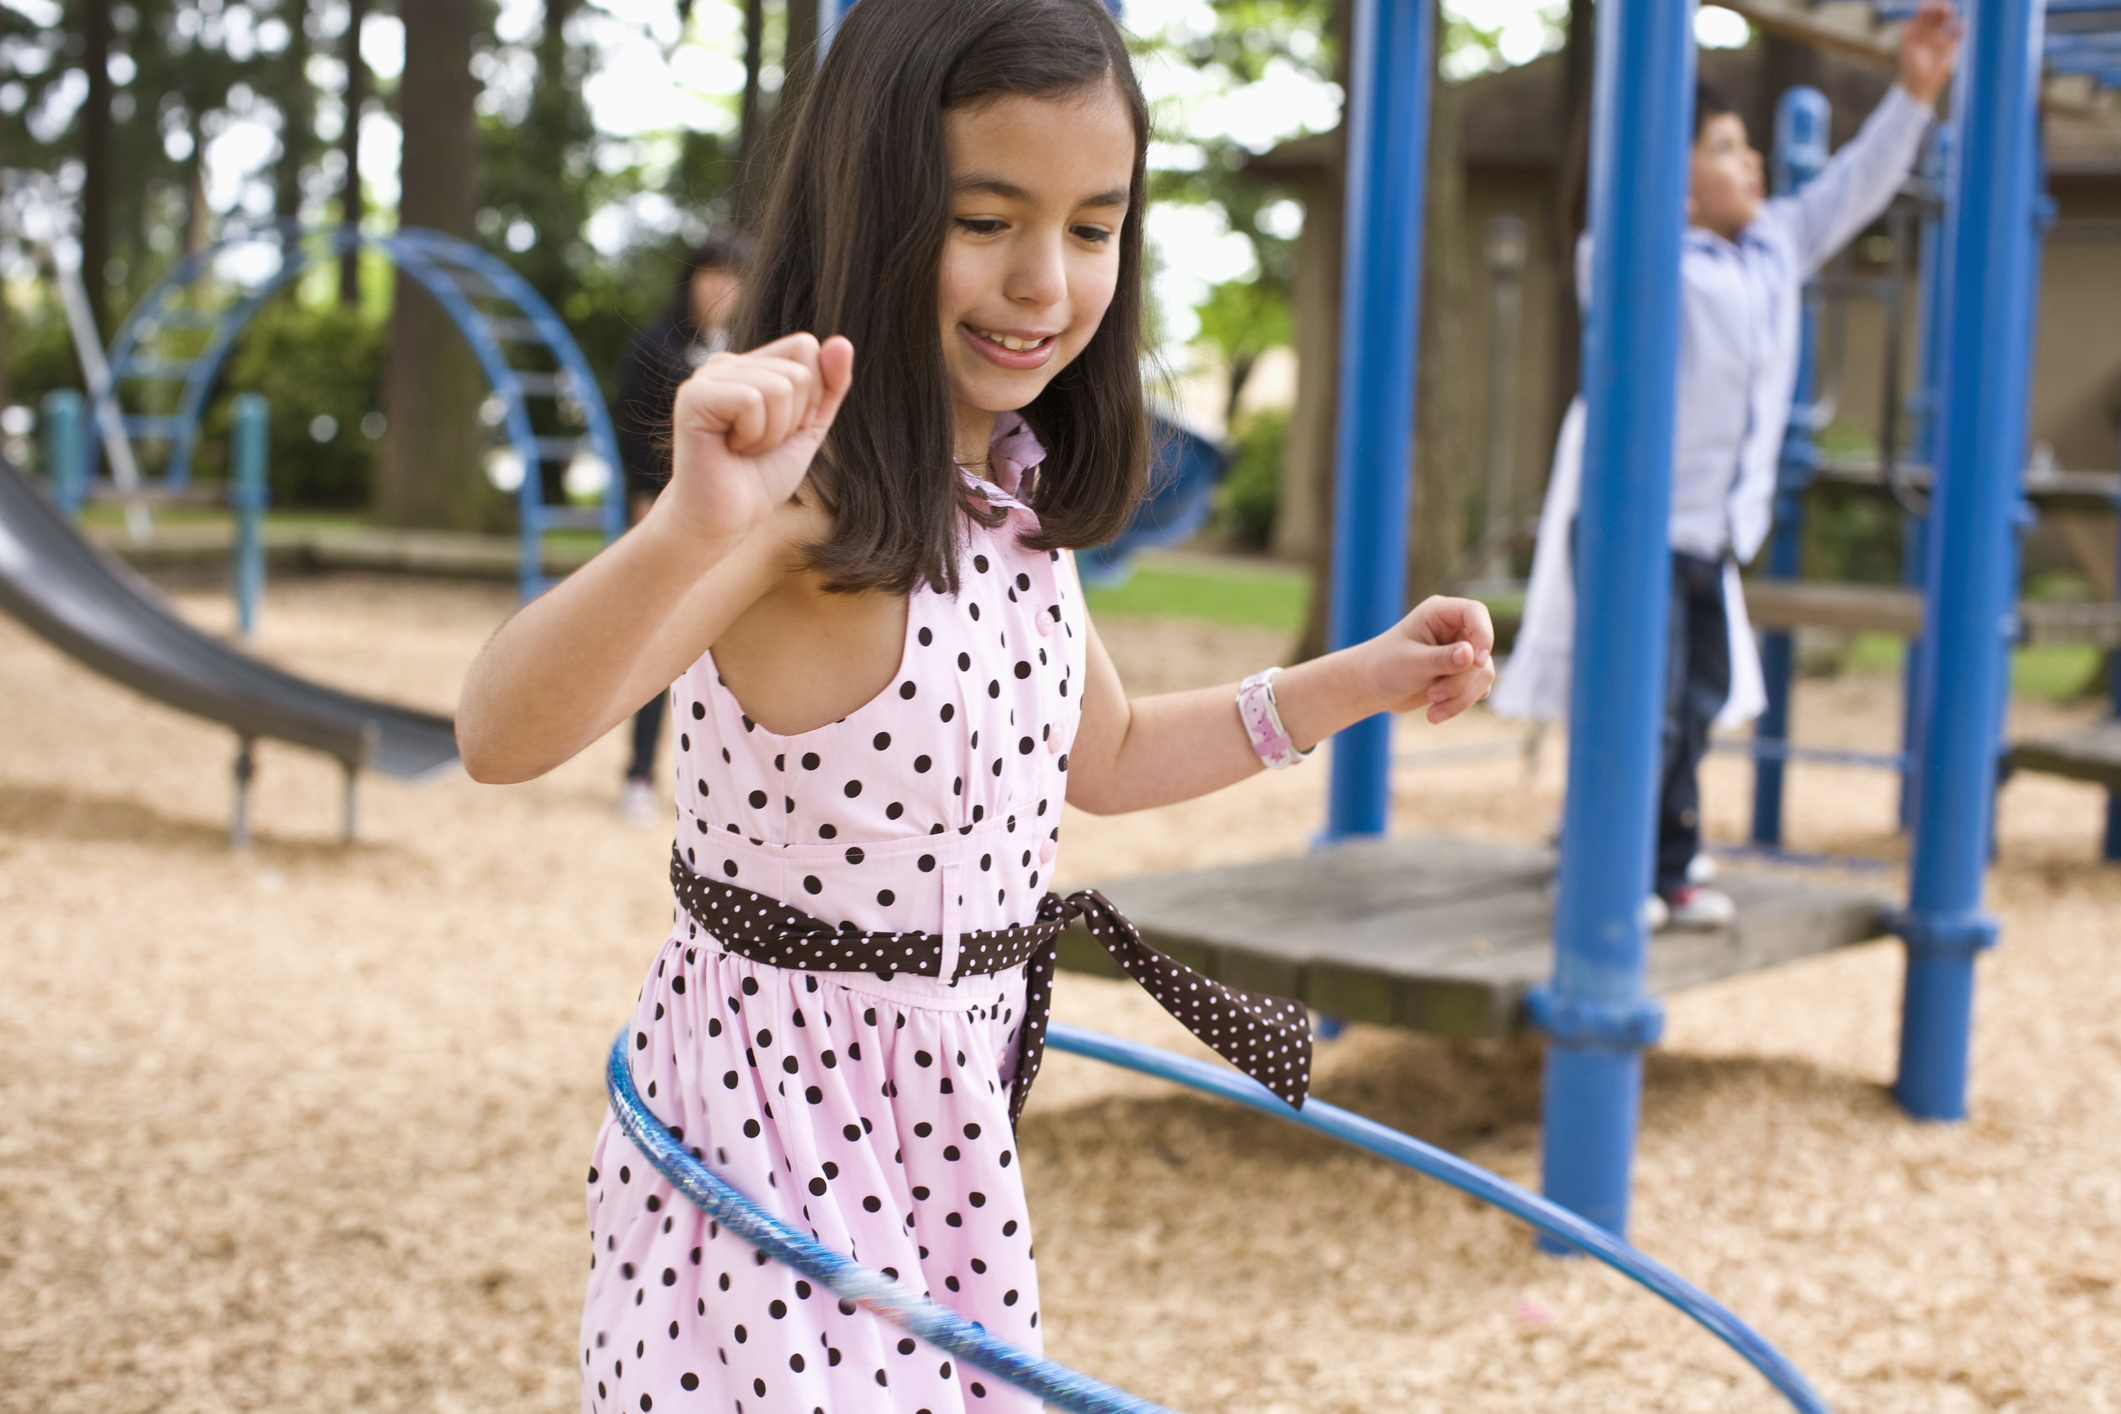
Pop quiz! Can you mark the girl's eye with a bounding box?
[956,217,1006,236]
[1071,225,1113,245]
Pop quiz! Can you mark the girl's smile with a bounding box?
[960,323,1059,369]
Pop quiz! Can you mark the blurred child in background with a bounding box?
[615,235,752,824]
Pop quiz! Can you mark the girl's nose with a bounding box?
[1005,237,1068,309]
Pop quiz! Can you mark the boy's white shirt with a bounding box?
[1493,84,1933,727]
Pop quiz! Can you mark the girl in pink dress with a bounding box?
[457,0,1497,1408]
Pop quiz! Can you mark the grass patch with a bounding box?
[1086,558,1309,633]
[2014,644,2105,703]
[1838,632,2103,703]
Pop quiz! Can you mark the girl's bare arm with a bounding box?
[1064,596,1495,815]
[456,334,854,783]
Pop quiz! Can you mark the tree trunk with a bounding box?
[778,0,820,150]
[339,0,368,306]
[376,0,487,530]
[1550,0,1595,455]
[1407,74,1473,603]
[80,0,114,340]
[274,4,314,222]
[734,0,765,226]
[1284,161,1341,664]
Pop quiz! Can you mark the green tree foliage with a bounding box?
[0,1,742,515]
[1145,0,1335,404]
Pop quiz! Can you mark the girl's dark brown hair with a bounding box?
[734,0,1151,595]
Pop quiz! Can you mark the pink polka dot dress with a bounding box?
[581,414,1076,1414]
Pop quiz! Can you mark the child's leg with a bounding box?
[626,692,666,782]
[1654,554,1731,895]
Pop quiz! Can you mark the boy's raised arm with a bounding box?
[1780,0,1961,275]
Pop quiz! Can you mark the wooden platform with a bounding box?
[1072,834,1893,1039]
[2008,719,2121,790]
[1734,580,2121,648]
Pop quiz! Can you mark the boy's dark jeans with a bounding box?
[1657,550,1732,896]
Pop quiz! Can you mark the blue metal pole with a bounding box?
[1321,0,1436,842]
[1898,125,1952,834]
[40,389,86,517]
[1524,0,1693,1244]
[230,392,270,638]
[1751,89,1831,849]
[1896,0,2044,1121]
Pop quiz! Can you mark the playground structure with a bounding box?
[0,212,645,841]
[1058,0,2121,1287]
[75,223,627,604]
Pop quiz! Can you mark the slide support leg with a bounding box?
[232,737,257,851]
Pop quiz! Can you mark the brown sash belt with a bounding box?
[668,846,1311,1124]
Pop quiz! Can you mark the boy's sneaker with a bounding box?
[1686,852,1718,885]
[617,777,661,828]
[1661,885,1736,930]
[1644,893,1670,930]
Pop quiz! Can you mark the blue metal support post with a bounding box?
[230,392,270,638]
[1750,89,1831,848]
[1321,0,1437,841]
[1899,125,1952,832]
[40,389,86,517]
[1896,0,2044,1120]
[1524,0,1694,1243]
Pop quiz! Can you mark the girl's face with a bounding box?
[937,83,1136,450]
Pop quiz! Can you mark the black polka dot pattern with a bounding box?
[582,414,1103,1414]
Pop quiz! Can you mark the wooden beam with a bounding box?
[1704,0,2110,116]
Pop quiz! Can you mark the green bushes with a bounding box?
[206,298,388,509]
[1217,408,1288,549]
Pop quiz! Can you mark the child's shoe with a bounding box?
[1661,885,1736,929]
[617,777,661,828]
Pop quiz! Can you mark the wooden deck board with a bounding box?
[1081,834,1894,1039]
[2008,719,2121,789]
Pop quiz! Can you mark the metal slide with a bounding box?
[0,454,458,821]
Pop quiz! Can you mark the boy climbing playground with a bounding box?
[1493,0,1963,928]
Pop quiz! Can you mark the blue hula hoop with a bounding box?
[605,1032,1178,1414]
[607,1024,1833,1414]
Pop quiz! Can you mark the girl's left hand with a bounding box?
[1366,596,1497,724]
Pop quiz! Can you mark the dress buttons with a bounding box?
[1038,840,1056,864]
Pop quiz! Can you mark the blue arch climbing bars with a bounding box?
[607,1023,1835,1413]
[84,224,624,602]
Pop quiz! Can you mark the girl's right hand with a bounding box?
[660,332,856,546]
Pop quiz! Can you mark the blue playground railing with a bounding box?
[608,1023,1835,1414]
